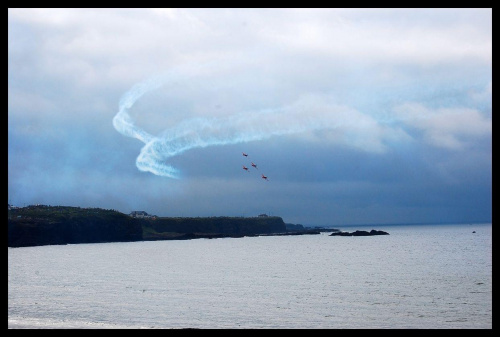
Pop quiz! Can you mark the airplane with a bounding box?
[261,174,269,181]
[251,162,258,169]
[243,165,249,171]
[242,152,248,157]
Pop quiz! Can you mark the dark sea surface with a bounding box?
[8,223,492,329]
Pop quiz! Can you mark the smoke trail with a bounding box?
[113,72,356,178]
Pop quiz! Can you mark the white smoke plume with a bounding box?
[112,70,362,179]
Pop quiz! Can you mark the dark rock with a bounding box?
[285,223,305,231]
[369,230,390,235]
[142,216,287,237]
[8,205,344,248]
[8,206,142,247]
[329,229,389,236]
[9,206,294,247]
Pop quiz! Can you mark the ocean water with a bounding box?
[8,223,492,329]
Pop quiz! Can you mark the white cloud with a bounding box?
[239,8,492,66]
[393,103,492,150]
[9,8,492,72]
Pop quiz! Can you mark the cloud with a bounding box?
[8,8,492,225]
[393,103,492,150]
[112,70,389,178]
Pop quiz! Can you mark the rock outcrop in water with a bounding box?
[329,229,389,236]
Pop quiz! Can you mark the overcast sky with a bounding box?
[8,8,491,226]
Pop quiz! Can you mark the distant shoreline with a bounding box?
[8,205,337,248]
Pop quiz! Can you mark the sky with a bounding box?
[8,8,492,227]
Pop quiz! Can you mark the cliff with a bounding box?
[8,206,289,247]
[140,216,286,240]
[8,205,142,247]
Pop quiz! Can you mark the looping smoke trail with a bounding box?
[113,72,353,179]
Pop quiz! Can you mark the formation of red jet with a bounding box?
[242,153,268,181]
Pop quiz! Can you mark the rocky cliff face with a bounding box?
[141,216,287,238]
[8,206,288,247]
[8,206,142,247]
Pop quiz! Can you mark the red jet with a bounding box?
[242,152,248,157]
[251,162,258,169]
[243,165,249,171]
[261,174,269,181]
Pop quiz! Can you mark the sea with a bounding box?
[8,223,492,329]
